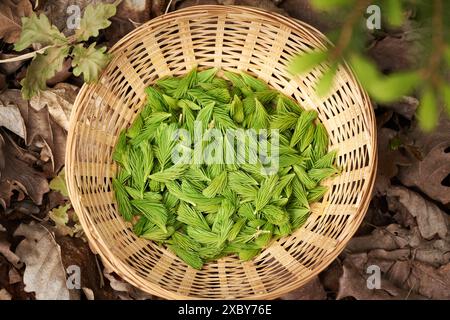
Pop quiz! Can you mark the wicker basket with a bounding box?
[65,5,377,299]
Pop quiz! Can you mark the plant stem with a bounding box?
[330,0,370,60]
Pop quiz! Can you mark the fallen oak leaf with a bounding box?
[0,288,12,300]
[29,83,78,131]
[0,0,33,43]
[42,0,116,36]
[0,132,49,205]
[49,167,69,197]
[387,186,449,240]
[20,46,70,99]
[14,222,74,300]
[337,253,426,300]
[0,53,26,75]
[0,96,27,139]
[374,128,411,195]
[0,227,23,269]
[49,203,70,227]
[8,268,22,285]
[398,118,450,204]
[103,267,153,300]
[14,12,67,51]
[55,236,117,299]
[0,89,68,174]
[74,2,118,42]
[72,43,110,83]
[279,276,327,300]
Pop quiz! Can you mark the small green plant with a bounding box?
[289,0,450,132]
[14,1,121,99]
[112,68,339,269]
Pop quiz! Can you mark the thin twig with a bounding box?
[422,0,444,86]
[0,46,52,64]
[165,0,174,14]
[330,0,370,60]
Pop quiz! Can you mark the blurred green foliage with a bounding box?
[289,0,450,132]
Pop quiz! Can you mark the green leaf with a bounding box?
[174,67,197,99]
[131,199,168,232]
[14,13,67,51]
[308,167,338,182]
[254,175,279,212]
[293,165,316,190]
[169,245,204,269]
[307,185,328,202]
[177,202,210,230]
[172,232,201,252]
[349,53,379,87]
[49,168,69,197]
[350,54,420,103]
[261,205,289,226]
[20,45,69,99]
[113,177,133,221]
[288,207,310,229]
[311,0,351,10]
[49,204,71,227]
[229,95,244,124]
[385,0,403,27]
[418,87,438,132]
[445,46,450,67]
[240,72,269,91]
[288,50,328,75]
[141,224,174,241]
[202,171,228,198]
[442,84,450,117]
[197,68,218,83]
[369,72,420,103]
[290,110,317,147]
[270,112,299,131]
[149,165,188,183]
[316,65,337,97]
[186,226,218,245]
[75,2,118,41]
[72,43,111,83]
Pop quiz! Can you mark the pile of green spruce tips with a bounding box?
[112,67,339,269]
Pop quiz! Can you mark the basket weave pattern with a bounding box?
[66,5,377,299]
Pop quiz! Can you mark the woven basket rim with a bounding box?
[65,5,377,300]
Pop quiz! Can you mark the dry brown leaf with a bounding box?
[0,226,22,269]
[55,236,117,300]
[0,89,68,174]
[383,96,419,120]
[0,0,32,43]
[29,83,78,131]
[0,288,12,300]
[0,53,26,75]
[14,222,72,300]
[8,268,22,285]
[0,132,49,205]
[337,253,426,300]
[0,92,27,140]
[103,267,153,300]
[280,0,344,32]
[375,128,411,195]
[387,186,449,239]
[408,262,450,299]
[346,224,418,253]
[280,276,327,300]
[82,287,95,300]
[368,34,422,73]
[105,0,151,46]
[398,119,450,204]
